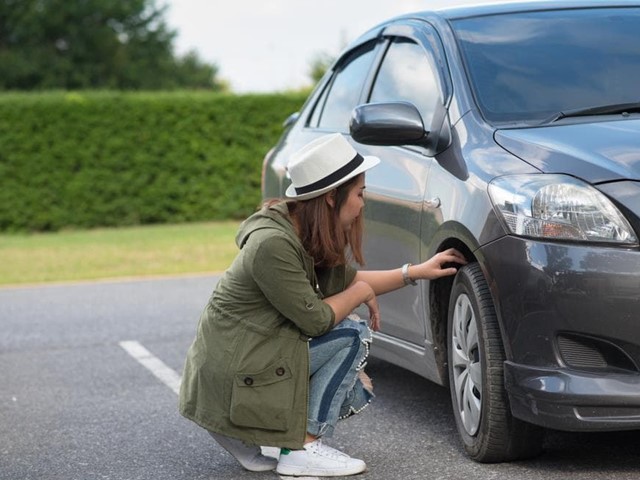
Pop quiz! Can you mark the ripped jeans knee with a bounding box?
[306,315,374,438]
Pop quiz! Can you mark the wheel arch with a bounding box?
[428,236,476,387]
[429,236,516,389]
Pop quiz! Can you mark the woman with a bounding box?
[179,133,466,477]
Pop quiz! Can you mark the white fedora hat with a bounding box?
[285,133,380,201]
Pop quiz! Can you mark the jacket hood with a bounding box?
[236,202,294,248]
[494,118,640,183]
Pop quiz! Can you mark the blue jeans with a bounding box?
[307,316,374,438]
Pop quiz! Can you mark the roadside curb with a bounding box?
[0,271,224,290]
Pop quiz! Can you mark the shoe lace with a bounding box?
[307,439,349,460]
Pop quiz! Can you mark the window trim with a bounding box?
[302,20,453,137]
[379,20,452,106]
[304,38,385,131]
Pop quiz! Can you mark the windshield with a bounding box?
[451,7,640,125]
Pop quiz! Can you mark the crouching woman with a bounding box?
[179,133,466,477]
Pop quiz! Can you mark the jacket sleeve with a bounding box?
[249,234,335,337]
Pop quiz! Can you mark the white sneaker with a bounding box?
[208,431,277,472]
[276,439,366,477]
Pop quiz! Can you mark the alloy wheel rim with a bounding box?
[451,293,482,436]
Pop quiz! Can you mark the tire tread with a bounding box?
[449,263,544,462]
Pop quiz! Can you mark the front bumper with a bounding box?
[481,236,640,431]
[505,362,640,431]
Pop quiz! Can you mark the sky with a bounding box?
[164,0,487,93]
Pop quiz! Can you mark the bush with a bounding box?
[0,91,306,231]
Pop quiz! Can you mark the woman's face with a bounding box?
[337,174,366,231]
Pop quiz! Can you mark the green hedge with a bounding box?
[0,91,306,231]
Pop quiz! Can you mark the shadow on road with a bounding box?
[365,356,640,474]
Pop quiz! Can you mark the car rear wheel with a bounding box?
[447,263,544,462]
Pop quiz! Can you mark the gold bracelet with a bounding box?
[402,263,417,286]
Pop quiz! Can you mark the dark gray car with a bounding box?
[262,0,640,462]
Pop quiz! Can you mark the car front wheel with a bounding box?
[447,263,544,462]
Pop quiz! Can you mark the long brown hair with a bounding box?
[284,174,365,268]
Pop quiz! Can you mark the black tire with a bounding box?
[447,263,544,462]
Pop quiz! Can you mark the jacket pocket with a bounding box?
[229,358,294,432]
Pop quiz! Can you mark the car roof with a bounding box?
[406,0,640,20]
[354,1,640,41]
[344,0,640,66]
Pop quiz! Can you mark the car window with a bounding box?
[313,42,377,132]
[369,38,441,126]
[452,7,640,125]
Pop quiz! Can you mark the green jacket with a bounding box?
[179,203,356,448]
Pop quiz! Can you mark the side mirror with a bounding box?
[282,112,300,129]
[350,101,451,155]
[350,101,427,146]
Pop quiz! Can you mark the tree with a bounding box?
[171,50,227,91]
[308,51,334,85]
[0,0,224,90]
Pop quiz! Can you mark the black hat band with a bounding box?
[295,153,364,195]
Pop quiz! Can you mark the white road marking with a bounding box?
[119,340,182,395]
[119,340,318,479]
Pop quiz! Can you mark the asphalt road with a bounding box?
[1,275,639,480]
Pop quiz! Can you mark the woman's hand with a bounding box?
[411,248,467,280]
[364,292,381,332]
[355,281,381,331]
[325,280,380,331]
[353,248,467,296]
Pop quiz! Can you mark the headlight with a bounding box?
[488,174,637,244]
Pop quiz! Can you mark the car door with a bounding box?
[354,22,451,351]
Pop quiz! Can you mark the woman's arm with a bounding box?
[353,248,467,295]
[323,280,380,331]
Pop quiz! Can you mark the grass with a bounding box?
[0,221,241,286]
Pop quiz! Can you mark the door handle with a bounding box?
[425,197,441,208]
